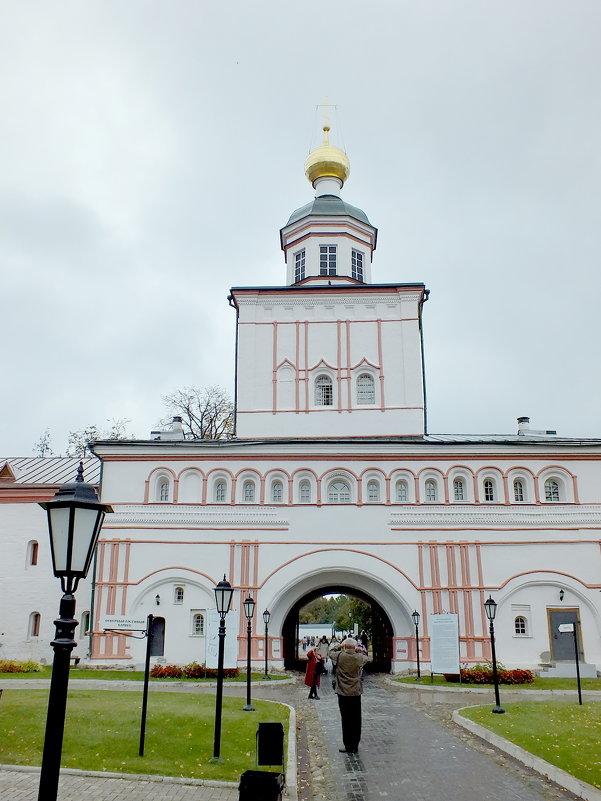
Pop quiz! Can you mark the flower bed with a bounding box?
[444,664,534,684]
[0,659,42,673]
[150,662,240,680]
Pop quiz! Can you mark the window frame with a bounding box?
[319,244,337,276]
[483,478,495,502]
[328,479,351,504]
[28,612,41,639]
[514,616,527,636]
[271,480,284,503]
[356,373,375,405]
[351,249,364,281]
[315,374,334,407]
[294,249,306,282]
[453,478,465,502]
[191,612,205,637]
[215,480,227,503]
[159,479,170,502]
[174,585,185,605]
[395,479,409,503]
[513,479,525,502]
[299,480,312,504]
[243,480,256,503]
[366,479,380,503]
[424,479,438,503]
[544,478,561,502]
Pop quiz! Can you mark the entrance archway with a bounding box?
[282,585,393,672]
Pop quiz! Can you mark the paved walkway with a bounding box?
[0,677,587,801]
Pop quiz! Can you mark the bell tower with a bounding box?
[230,126,428,439]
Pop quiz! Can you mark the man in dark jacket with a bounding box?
[329,637,370,753]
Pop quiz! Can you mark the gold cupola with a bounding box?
[304,125,350,188]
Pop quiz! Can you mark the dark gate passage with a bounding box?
[282,586,393,672]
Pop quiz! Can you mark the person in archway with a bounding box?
[317,635,330,672]
[329,637,370,753]
[304,644,325,699]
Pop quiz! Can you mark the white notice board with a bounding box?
[205,608,239,669]
[429,613,460,674]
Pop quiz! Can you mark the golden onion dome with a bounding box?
[304,126,350,186]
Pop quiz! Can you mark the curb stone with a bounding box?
[452,708,601,801]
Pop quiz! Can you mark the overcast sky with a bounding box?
[2,1,600,455]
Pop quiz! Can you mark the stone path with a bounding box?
[0,676,586,801]
[304,675,581,801]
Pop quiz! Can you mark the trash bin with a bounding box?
[239,770,284,800]
[257,721,284,766]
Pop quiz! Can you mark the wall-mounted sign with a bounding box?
[558,623,574,633]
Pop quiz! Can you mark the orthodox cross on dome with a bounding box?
[305,101,350,191]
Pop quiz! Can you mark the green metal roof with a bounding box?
[284,194,372,227]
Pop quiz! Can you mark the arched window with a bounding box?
[367,480,380,503]
[424,479,438,503]
[28,612,40,639]
[453,479,465,502]
[514,616,527,636]
[513,479,525,502]
[271,480,283,503]
[328,480,351,503]
[545,479,560,502]
[315,375,333,406]
[483,479,495,502]
[357,374,375,405]
[80,611,90,638]
[396,479,408,503]
[243,480,256,503]
[27,540,39,566]
[174,586,184,604]
[159,480,170,502]
[215,481,226,503]
[192,613,205,636]
[299,480,311,503]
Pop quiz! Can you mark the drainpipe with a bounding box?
[418,288,430,436]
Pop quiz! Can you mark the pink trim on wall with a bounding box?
[376,320,385,409]
[304,322,309,410]
[337,321,342,411]
[443,476,449,504]
[572,474,580,503]
[346,320,352,411]
[296,322,301,412]
[121,541,131,614]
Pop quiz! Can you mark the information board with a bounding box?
[102,615,148,631]
[429,613,460,674]
[205,608,240,669]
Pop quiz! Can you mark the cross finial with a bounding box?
[316,97,337,144]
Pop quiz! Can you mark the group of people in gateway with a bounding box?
[303,633,370,754]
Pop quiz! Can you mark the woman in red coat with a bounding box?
[304,646,324,699]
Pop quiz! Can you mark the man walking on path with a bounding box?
[329,637,370,753]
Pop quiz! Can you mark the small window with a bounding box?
[294,249,306,282]
[192,613,205,636]
[396,479,408,503]
[315,375,333,406]
[328,480,351,503]
[243,480,256,503]
[174,586,185,604]
[272,480,283,503]
[357,374,375,405]
[453,479,465,502]
[483,479,495,502]
[28,612,41,639]
[351,249,364,281]
[215,481,226,503]
[514,616,527,636]
[319,245,337,275]
[513,479,524,502]
[367,480,380,503]
[80,611,90,638]
[425,479,438,503]
[28,540,39,566]
[159,480,170,502]
[545,479,560,502]
[299,480,311,503]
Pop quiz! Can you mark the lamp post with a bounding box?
[411,610,421,679]
[211,575,234,762]
[484,595,505,714]
[37,463,113,801]
[262,609,271,680]
[243,595,255,711]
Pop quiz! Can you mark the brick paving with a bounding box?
[0,676,586,801]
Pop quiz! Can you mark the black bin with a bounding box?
[239,770,284,801]
[257,722,284,766]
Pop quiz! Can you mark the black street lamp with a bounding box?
[37,463,113,801]
[484,595,505,714]
[411,610,421,679]
[211,575,234,762]
[262,609,271,680]
[243,595,255,711]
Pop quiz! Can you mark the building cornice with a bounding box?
[389,505,601,529]
[102,505,289,528]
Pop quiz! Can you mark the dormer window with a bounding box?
[294,249,306,282]
[351,250,364,281]
[320,245,336,275]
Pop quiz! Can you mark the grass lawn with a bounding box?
[460,701,601,790]
[0,689,288,782]
[0,667,288,682]
[394,675,601,691]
